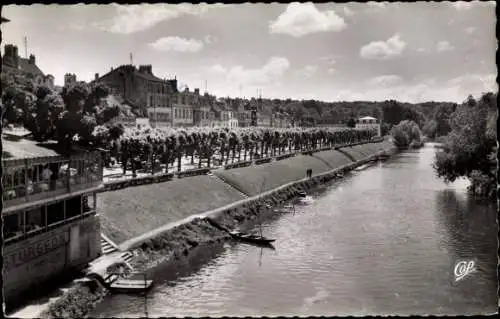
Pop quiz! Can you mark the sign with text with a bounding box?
[4,233,68,271]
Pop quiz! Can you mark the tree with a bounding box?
[390,120,422,149]
[422,119,438,139]
[58,82,121,152]
[346,118,356,128]
[1,69,37,125]
[433,92,497,198]
[24,86,65,141]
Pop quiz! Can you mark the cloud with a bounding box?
[367,2,387,9]
[203,35,218,44]
[93,4,224,34]
[366,75,404,87]
[269,3,346,37]
[360,34,406,60]
[327,68,336,75]
[208,64,227,74]
[436,41,455,52]
[452,1,474,10]
[149,36,204,53]
[416,47,429,53]
[297,65,318,78]
[321,55,337,66]
[465,27,476,35]
[213,57,291,86]
[343,7,354,17]
[336,74,497,103]
[447,73,498,97]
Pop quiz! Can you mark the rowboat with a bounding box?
[87,272,154,294]
[229,231,276,245]
[109,278,153,293]
[354,163,370,171]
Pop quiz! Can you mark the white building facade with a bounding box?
[355,116,381,137]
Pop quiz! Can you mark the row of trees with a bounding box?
[115,126,378,175]
[433,93,497,198]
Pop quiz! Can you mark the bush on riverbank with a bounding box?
[390,120,423,150]
[433,93,497,199]
[39,282,107,319]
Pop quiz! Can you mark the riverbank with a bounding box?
[33,140,397,318]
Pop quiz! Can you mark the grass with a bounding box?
[98,175,246,245]
[214,154,331,196]
[215,142,397,196]
[312,149,353,169]
[337,140,395,161]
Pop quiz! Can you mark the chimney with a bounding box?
[28,54,35,64]
[95,73,99,81]
[111,67,114,71]
[147,65,152,74]
[194,88,200,95]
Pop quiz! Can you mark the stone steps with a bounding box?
[100,237,117,255]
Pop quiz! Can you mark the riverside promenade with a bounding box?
[10,138,396,319]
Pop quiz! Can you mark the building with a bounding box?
[2,131,103,307]
[93,64,178,114]
[2,44,54,89]
[356,116,381,137]
[271,112,293,128]
[135,117,150,129]
[193,105,215,127]
[257,109,273,127]
[212,100,238,128]
[193,92,217,127]
[64,73,77,87]
[148,107,172,127]
[237,109,253,127]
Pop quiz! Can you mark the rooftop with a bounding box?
[2,135,61,160]
[18,57,45,77]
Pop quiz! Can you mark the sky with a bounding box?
[1,2,497,103]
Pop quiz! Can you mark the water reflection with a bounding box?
[92,144,497,317]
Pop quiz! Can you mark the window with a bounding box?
[175,108,178,118]
[149,95,153,107]
[47,201,65,225]
[66,196,82,219]
[83,194,96,213]
[26,206,45,231]
[4,212,23,240]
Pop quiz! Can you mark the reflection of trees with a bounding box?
[435,189,497,262]
[151,242,226,285]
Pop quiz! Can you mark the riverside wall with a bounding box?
[37,139,397,318]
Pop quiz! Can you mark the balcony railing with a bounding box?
[4,210,97,245]
[2,152,103,208]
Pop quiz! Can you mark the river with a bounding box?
[91,143,498,317]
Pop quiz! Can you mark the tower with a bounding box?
[24,37,28,59]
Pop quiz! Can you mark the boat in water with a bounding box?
[298,191,314,204]
[229,231,276,246]
[354,163,371,171]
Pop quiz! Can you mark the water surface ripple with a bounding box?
[91,144,497,317]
